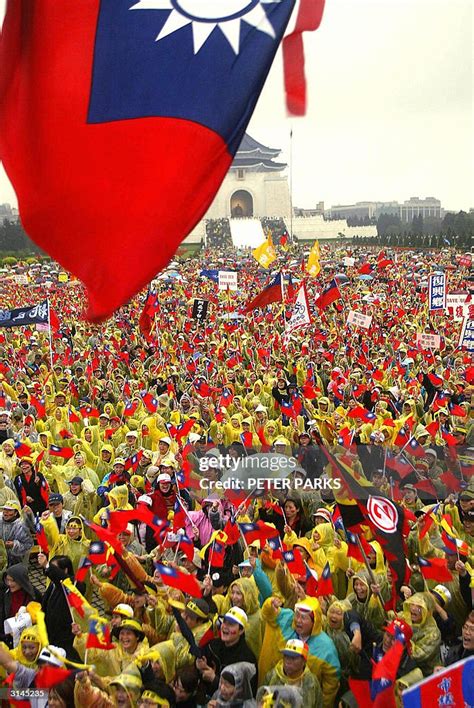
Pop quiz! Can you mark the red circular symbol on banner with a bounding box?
[367,496,398,534]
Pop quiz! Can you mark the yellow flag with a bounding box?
[306,240,321,277]
[253,234,276,269]
[36,608,49,648]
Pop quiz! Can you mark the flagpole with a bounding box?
[289,127,293,242]
[355,534,376,586]
[173,538,181,564]
[207,542,215,575]
[47,299,54,372]
[280,270,286,326]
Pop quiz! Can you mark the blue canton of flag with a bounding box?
[89,0,296,154]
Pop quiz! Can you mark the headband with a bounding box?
[186,601,208,620]
[140,691,170,706]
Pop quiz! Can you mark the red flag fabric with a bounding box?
[82,517,124,556]
[35,665,74,688]
[243,273,283,313]
[282,0,325,115]
[155,563,202,598]
[49,445,74,460]
[372,638,405,683]
[62,583,88,618]
[238,521,279,545]
[315,280,341,310]
[68,409,81,424]
[222,517,241,546]
[425,420,440,437]
[35,519,49,555]
[49,307,60,331]
[79,405,100,419]
[281,549,306,577]
[315,562,334,597]
[30,395,46,418]
[0,2,306,320]
[86,617,115,650]
[418,556,453,583]
[14,441,33,458]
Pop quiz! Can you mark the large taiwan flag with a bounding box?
[0,0,324,321]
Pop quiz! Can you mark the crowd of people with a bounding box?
[0,239,472,707]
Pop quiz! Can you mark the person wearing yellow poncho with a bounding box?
[402,592,441,676]
[346,540,391,602]
[240,419,262,451]
[262,420,280,447]
[246,380,272,410]
[211,577,263,659]
[311,398,334,445]
[92,483,133,525]
[73,617,148,677]
[63,449,101,489]
[62,476,98,519]
[80,425,102,460]
[0,439,18,479]
[346,570,387,632]
[260,596,340,708]
[74,656,143,705]
[40,513,90,574]
[0,464,20,509]
[263,638,323,708]
[222,413,244,447]
[147,596,214,668]
[138,416,170,453]
[308,523,348,599]
[135,637,176,683]
[283,524,326,588]
[44,406,73,444]
[0,625,44,681]
[322,599,359,695]
[93,443,116,482]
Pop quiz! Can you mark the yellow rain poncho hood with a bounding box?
[293,596,323,636]
[11,625,43,667]
[108,484,132,510]
[137,639,176,683]
[110,662,143,704]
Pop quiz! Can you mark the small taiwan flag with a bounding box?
[315,562,334,596]
[49,445,74,460]
[123,401,138,417]
[155,563,202,598]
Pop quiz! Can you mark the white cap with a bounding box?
[113,603,134,619]
[157,473,172,483]
[159,436,172,446]
[137,494,152,507]
[38,645,66,667]
[189,432,201,444]
[146,465,160,478]
[223,606,248,628]
[126,430,139,438]
[255,404,267,413]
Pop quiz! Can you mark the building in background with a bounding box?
[326,197,444,222]
[399,196,442,222]
[0,203,19,221]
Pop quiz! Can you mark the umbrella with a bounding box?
[334,274,350,286]
[219,313,244,320]
[358,274,373,281]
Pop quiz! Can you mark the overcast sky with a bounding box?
[0,0,472,212]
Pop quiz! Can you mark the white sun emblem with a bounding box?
[130,0,282,54]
